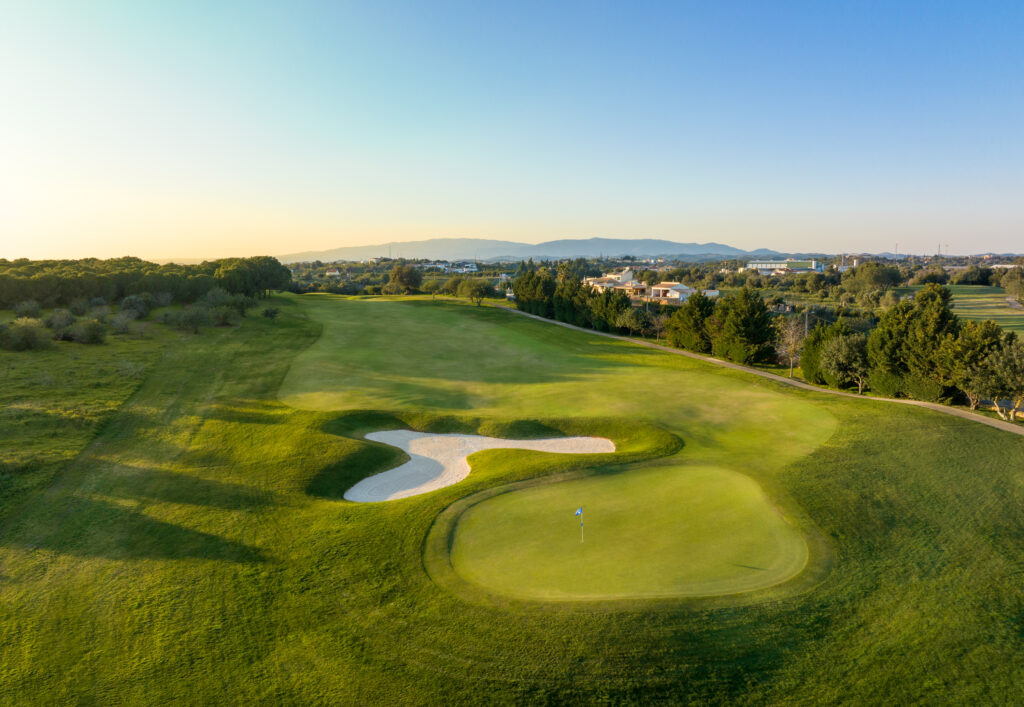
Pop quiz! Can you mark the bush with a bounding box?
[68,319,106,344]
[0,318,52,351]
[14,300,41,318]
[154,292,174,307]
[210,306,240,327]
[69,298,89,316]
[120,294,150,318]
[89,297,107,308]
[364,285,381,295]
[177,306,211,333]
[262,307,280,320]
[868,370,902,397]
[202,287,233,308]
[44,309,76,330]
[110,312,136,334]
[901,375,947,403]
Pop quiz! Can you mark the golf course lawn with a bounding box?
[1,293,1022,704]
[451,463,808,600]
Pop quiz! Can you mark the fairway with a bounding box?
[452,464,808,599]
[280,295,835,599]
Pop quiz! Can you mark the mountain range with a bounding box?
[278,237,784,263]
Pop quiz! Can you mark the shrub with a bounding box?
[68,319,107,344]
[177,306,211,334]
[262,307,280,320]
[364,285,381,295]
[69,298,89,316]
[210,306,240,327]
[14,300,41,318]
[89,297,107,308]
[109,313,136,334]
[868,370,902,397]
[154,292,174,307]
[901,375,948,403]
[120,294,150,318]
[202,287,233,308]
[1,318,53,351]
[45,309,76,331]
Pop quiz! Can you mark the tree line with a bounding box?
[0,256,291,308]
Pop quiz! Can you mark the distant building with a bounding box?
[583,269,635,293]
[743,259,825,275]
[649,282,718,303]
[325,269,341,278]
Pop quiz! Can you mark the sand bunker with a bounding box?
[345,430,615,503]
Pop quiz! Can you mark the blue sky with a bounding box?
[1,1,1022,258]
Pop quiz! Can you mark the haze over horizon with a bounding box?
[3,1,1022,261]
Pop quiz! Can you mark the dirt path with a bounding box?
[494,304,1024,438]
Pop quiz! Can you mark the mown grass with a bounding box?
[0,293,1021,703]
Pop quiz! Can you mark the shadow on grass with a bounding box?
[4,497,266,563]
[92,464,274,510]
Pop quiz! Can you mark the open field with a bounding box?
[1,294,1023,703]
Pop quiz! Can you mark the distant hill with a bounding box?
[278,237,781,263]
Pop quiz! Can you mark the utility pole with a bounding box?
[804,309,809,337]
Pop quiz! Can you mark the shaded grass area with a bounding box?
[0,294,1021,703]
[0,333,167,520]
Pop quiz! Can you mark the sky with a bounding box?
[1,0,1022,260]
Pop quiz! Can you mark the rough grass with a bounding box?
[0,293,1021,704]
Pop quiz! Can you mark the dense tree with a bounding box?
[615,308,650,336]
[821,333,870,393]
[938,319,1005,409]
[388,264,423,294]
[665,291,715,353]
[457,279,493,306]
[802,320,849,384]
[979,339,1024,421]
[709,288,775,364]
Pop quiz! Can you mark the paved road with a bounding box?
[495,304,1024,438]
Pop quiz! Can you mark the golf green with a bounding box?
[451,463,808,600]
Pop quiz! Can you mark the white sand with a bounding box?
[344,430,615,503]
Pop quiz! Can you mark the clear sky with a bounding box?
[2,0,1022,260]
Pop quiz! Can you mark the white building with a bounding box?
[649,282,719,303]
[743,259,825,275]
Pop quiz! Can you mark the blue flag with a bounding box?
[574,507,582,516]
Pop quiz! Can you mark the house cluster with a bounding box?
[582,269,718,304]
[410,260,480,274]
[741,259,825,276]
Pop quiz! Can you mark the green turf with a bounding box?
[1,293,1022,703]
[452,463,808,600]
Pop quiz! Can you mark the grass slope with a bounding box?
[0,294,1021,703]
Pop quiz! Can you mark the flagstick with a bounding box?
[580,516,584,544]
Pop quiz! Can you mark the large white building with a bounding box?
[743,259,825,275]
